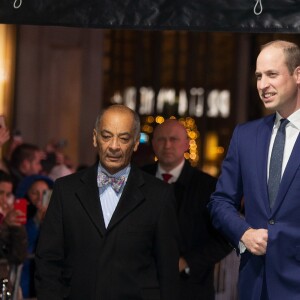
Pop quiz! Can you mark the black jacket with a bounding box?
[142,161,232,299]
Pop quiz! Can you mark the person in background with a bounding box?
[15,175,53,298]
[208,40,300,299]
[8,143,43,192]
[142,119,232,300]
[41,139,74,181]
[35,104,180,300]
[0,170,27,290]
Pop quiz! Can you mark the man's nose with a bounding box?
[258,76,269,90]
[164,139,173,147]
[109,137,120,149]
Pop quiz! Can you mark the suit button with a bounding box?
[269,219,275,225]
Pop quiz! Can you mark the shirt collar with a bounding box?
[157,159,185,182]
[275,109,300,131]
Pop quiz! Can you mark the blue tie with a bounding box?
[268,119,289,209]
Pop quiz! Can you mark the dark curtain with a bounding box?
[0,0,300,32]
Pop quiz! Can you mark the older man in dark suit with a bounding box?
[35,105,179,300]
[142,119,232,300]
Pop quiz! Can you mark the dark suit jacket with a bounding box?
[142,161,232,299]
[208,114,300,299]
[35,164,180,300]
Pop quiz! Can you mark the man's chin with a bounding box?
[102,161,124,174]
[263,102,276,111]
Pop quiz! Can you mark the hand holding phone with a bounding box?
[13,198,28,225]
[42,189,52,208]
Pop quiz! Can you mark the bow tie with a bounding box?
[98,172,126,193]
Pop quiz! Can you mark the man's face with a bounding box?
[27,151,43,175]
[256,46,300,118]
[0,181,14,213]
[152,120,189,171]
[93,109,139,174]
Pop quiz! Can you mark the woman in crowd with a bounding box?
[15,174,53,298]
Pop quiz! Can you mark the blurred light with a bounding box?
[184,153,190,159]
[0,25,15,116]
[142,124,153,133]
[188,131,197,139]
[139,132,149,144]
[190,153,197,160]
[205,132,223,161]
[156,116,165,124]
[146,116,155,123]
[216,147,224,154]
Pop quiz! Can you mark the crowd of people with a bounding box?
[0,128,75,299]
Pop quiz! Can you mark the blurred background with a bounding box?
[1,25,300,175]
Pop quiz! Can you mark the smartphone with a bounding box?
[42,189,52,208]
[14,198,28,224]
[0,115,6,129]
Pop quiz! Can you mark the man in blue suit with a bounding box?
[208,40,300,300]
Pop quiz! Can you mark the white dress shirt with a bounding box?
[156,159,185,183]
[267,110,300,179]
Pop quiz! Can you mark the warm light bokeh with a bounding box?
[0,25,16,124]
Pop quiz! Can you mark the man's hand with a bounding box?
[241,228,268,255]
[179,257,188,272]
[4,209,25,226]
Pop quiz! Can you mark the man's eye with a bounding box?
[120,137,130,142]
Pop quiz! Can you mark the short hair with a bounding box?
[261,40,300,75]
[94,105,140,140]
[0,170,13,184]
[10,143,40,169]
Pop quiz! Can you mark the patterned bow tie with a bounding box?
[98,172,126,193]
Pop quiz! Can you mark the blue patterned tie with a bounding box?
[98,172,126,193]
[268,118,289,209]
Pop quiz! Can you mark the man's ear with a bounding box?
[295,66,300,84]
[133,135,140,152]
[93,129,98,148]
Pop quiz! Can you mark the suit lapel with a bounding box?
[76,165,106,236]
[256,115,275,214]
[107,166,145,232]
[272,132,300,213]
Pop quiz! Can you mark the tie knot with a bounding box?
[98,172,126,193]
[279,118,289,129]
[162,173,173,183]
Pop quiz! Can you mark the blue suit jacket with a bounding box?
[208,113,300,300]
